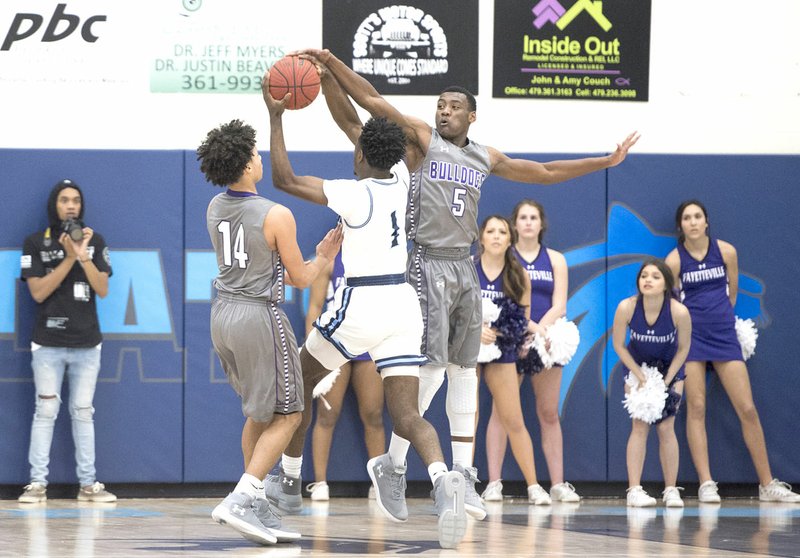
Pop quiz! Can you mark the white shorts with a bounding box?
[305,280,426,377]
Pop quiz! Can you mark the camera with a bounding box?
[61,218,85,242]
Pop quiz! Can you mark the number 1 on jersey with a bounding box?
[217,220,249,268]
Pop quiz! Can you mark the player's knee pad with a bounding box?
[446,365,478,437]
[418,364,446,414]
[34,394,60,421]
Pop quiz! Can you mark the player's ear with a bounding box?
[468,111,476,124]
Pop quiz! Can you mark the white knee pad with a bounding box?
[446,365,477,437]
[417,364,446,414]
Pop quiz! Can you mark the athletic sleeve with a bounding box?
[323,179,372,227]
[90,233,113,277]
[20,234,44,280]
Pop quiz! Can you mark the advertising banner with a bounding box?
[493,0,651,101]
[322,1,479,95]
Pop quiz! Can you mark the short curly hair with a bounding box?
[359,116,406,171]
[196,119,257,187]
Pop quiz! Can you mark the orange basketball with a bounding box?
[268,56,320,110]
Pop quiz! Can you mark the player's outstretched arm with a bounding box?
[296,48,430,166]
[263,71,327,205]
[490,131,640,185]
[318,65,362,146]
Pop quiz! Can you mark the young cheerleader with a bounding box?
[476,215,552,504]
[665,200,799,503]
[482,200,579,503]
[612,258,691,507]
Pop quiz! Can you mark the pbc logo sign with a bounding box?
[2,3,106,51]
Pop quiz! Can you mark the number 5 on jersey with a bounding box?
[217,220,249,268]
[451,187,467,217]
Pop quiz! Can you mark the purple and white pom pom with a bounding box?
[546,318,580,366]
[313,368,341,411]
[529,318,580,369]
[735,316,758,360]
[481,297,501,325]
[478,342,502,363]
[623,364,668,424]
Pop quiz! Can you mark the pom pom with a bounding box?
[622,364,669,424]
[661,387,682,421]
[492,297,529,356]
[545,318,580,366]
[517,337,545,375]
[735,316,758,360]
[478,342,502,363]
[481,297,501,324]
[525,318,580,370]
[313,368,341,411]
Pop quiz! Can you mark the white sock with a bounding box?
[388,433,411,469]
[281,454,303,478]
[451,441,473,469]
[428,462,448,485]
[235,473,264,499]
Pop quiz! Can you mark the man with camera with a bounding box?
[18,179,115,503]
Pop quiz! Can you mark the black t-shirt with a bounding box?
[20,228,112,348]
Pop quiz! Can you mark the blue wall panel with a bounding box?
[1,149,798,486]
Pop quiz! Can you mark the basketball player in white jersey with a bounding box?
[296,48,639,520]
[261,70,468,548]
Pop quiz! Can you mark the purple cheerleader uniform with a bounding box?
[626,296,684,420]
[513,246,553,375]
[476,260,525,364]
[328,253,370,362]
[514,245,554,323]
[678,238,743,363]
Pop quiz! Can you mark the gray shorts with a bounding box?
[211,293,303,421]
[408,244,481,368]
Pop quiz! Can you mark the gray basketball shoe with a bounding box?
[367,453,408,522]
[433,471,467,549]
[264,468,303,514]
[211,492,277,545]
[252,498,302,542]
[453,464,487,520]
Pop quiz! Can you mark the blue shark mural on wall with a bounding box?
[558,203,769,415]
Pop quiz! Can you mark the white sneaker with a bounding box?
[550,482,581,503]
[306,481,329,501]
[662,486,684,508]
[698,480,721,503]
[527,484,552,505]
[481,480,503,502]
[78,482,117,503]
[627,486,656,507]
[18,483,47,503]
[759,479,800,503]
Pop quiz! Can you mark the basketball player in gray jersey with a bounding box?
[298,48,639,519]
[197,119,342,545]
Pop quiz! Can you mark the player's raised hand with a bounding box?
[607,131,641,167]
[261,70,290,116]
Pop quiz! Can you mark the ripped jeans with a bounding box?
[28,344,101,487]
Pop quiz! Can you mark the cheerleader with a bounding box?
[665,200,799,503]
[482,200,580,503]
[476,215,551,504]
[612,258,691,507]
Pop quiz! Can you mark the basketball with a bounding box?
[268,56,321,110]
